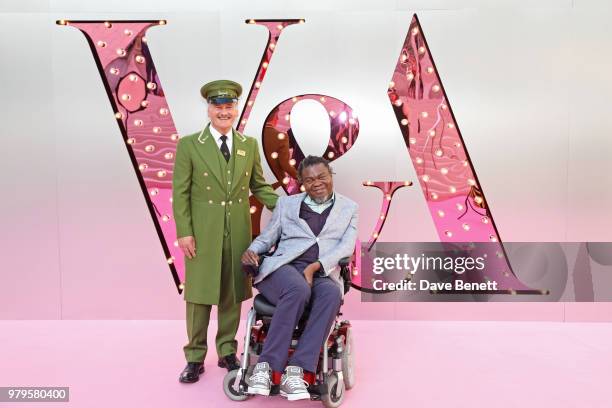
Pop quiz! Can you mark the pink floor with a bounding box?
[0,320,610,408]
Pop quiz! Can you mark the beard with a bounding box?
[312,193,332,204]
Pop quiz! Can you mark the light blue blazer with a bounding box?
[248,192,359,294]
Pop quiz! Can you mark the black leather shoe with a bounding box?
[217,354,240,371]
[179,362,204,383]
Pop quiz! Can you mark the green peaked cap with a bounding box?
[200,79,242,104]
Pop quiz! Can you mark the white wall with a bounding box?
[1,0,612,319]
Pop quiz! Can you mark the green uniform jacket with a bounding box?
[172,124,278,305]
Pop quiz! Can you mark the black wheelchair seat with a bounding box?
[253,294,277,317]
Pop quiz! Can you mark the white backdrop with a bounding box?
[2,0,612,319]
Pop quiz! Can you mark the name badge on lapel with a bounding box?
[237,149,246,157]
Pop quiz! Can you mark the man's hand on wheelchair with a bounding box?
[241,250,261,278]
[303,261,321,287]
[241,249,260,266]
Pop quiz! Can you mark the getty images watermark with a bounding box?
[371,252,495,291]
[359,242,612,302]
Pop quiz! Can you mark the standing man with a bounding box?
[173,80,278,383]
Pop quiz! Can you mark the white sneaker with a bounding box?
[246,362,271,396]
[280,366,310,401]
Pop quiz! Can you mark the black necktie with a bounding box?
[220,135,230,163]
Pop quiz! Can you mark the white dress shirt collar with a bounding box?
[209,123,233,153]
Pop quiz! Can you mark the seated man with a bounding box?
[241,155,358,401]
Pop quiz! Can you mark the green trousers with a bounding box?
[183,233,242,362]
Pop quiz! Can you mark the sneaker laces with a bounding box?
[249,370,270,384]
[282,374,308,390]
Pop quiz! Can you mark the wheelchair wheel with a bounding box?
[342,326,356,390]
[222,369,249,401]
[321,372,345,408]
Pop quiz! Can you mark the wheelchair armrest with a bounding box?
[338,256,353,294]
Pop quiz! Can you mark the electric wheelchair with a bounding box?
[222,257,355,407]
